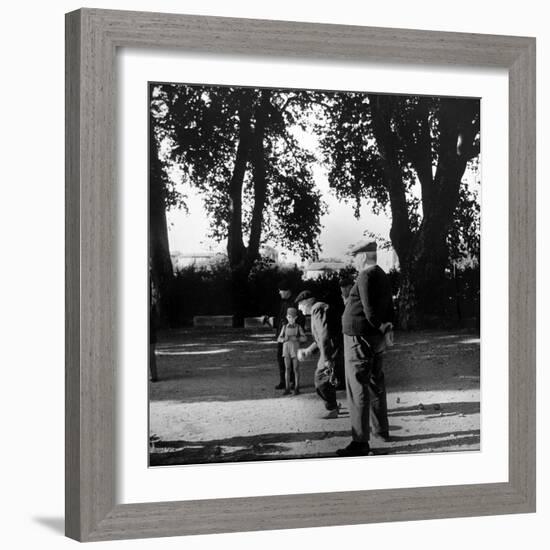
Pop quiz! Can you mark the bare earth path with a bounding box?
[149,328,480,466]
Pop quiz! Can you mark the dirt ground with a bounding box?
[149,327,480,466]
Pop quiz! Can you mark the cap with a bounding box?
[286,307,298,317]
[349,240,377,255]
[295,290,315,304]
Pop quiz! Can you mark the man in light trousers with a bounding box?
[337,240,394,457]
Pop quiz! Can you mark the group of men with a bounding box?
[274,240,394,457]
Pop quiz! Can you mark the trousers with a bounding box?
[314,358,338,410]
[343,334,389,443]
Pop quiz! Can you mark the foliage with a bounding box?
[151,82,481,328]
[319,93,480,264]
[447,163,481,264]
[151,84,326,262]
[166,260,233,326]
[165,258,478,329]
[166,260,363,326]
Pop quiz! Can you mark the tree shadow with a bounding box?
[154,429,351,450]
[375,433,480,455]
[388,401,480,417]
[150,429,351,465]
[388,428,480,443]
[150,425,480,466]
[150,328,480,402]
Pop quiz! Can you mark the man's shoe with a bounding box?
[320,408,339,419]
[275,382,285,390]
[336,441,372,457]
[374,431,391,443]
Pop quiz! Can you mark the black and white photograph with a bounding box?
[148,82,481,466]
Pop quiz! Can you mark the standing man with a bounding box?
[296,290,340,418]
[332,276,355,390]
[274,279,303,390]
[339,277,355,305]
[337,240,394,457]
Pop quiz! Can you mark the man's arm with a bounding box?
[315,309,335,362]
[296,308,306,329]
[300,342,318,358]
[357,269,382,331]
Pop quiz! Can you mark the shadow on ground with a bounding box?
[150,328,480,403]
[388,401,480,417]
[150,427,481,465]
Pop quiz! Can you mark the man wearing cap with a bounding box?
[273,280,304,390]
[296,290,340,418]
[337,240,394,457]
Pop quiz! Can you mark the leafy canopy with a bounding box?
[151,84,326,261]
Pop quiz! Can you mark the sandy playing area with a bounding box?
[149,328,480,466]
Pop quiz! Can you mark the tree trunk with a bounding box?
[228,90,272,327]
[149,123,174,327]
[370,95,478,328]
[248,90,271,267]
[396,267,417,330]
[370,96,413,262]
[227,90,253,268]
[225,91,256,327]
[407,98,477,322]
[395,222,450,330]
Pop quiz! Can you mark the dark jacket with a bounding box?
[342,265,394,337]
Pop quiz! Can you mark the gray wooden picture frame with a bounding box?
[65,8,536,542]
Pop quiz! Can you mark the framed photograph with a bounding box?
[65,8,536,542]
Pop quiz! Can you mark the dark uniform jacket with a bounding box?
[342,265,394,337]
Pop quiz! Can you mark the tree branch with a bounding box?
[247,90,271,267]
[227,90,252,267]
[369,95,413,263]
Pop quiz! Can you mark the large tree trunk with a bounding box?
[226,91,254,327]
[370,96,478,329]
[408,98,478,323]
[248,90,271,267]
[228,90,272,327]
[149,121,174,327]
[370,96,413,262]
[227,90,253,268]
[370,96,417,328]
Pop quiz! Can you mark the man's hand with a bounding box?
[325,360,339,387]
[379,322,393,334]
[297,349,310,361]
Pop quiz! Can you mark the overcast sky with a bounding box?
[166,162,392,265]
